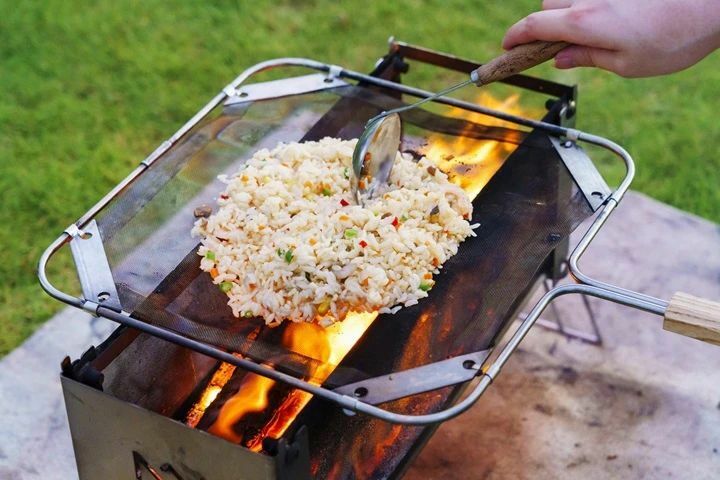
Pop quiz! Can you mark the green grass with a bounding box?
[1,0,718,355]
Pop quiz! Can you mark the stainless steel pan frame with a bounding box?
[39,56,669,426]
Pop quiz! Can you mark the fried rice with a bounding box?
[192,137,477,327]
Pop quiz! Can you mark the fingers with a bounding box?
[554,45,625,74]
[503,7,618,51]
[502,10,574,49]
[542,0,573,10]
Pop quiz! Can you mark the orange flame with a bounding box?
[425,92,534,199]
[206,374,275,443]
[203,312,376,451]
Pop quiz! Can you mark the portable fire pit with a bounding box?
[39,39,720,479]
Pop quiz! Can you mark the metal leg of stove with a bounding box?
[545,278,567,332]
[529,278,604,346]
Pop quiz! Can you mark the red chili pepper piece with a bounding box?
[219,194,229,200]
[340,199,349,207]
[391,217,399,229]
[359,240,367,248]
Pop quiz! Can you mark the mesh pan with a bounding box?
[92,81,592,383]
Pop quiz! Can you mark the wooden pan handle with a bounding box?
[471,41,570,86]
[663,292,720,346]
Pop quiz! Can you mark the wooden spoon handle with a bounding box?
[664,292,720,346]
[471,41,570,86]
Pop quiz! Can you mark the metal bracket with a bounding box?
[225,73,348,106]
[550,136,611,211]
[68,220,122,311]
[332,349,492,405]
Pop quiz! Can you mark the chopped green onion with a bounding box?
[277,248,284,258]
[343,167,350,179]
[205,251,216,261]
[219,281,233,293]
[243,310,254,318]
[284,248,294,263]
[321,187,332,196]
[419,281,433,292]
[400,215,408,222]
[344,228,358,239]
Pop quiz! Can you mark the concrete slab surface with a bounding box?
[0,309,114,479]
[1,191,718,479]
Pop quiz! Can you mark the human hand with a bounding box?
[503,0,720,77]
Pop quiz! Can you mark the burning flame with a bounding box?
[207,374,276,443]
[424,92,533,199]
[199,312,376,451]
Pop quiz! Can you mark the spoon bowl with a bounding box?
[351,112,402,205]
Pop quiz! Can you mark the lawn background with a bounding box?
[1,0,718,355]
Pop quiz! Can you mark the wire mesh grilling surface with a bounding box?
[89,81,592,383]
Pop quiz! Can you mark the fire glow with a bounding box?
[189,312,377,451]
[424,92,530,199]
[185,361,237,428]
[186,90,533,453]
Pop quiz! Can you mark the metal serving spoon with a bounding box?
[351,41,568,205]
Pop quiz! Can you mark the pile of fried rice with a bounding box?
[192,137,477,327]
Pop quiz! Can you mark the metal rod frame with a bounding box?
[38,57,669,426]
[522,277,604,346]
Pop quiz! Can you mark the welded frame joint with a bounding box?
[68,219,122,312]
[550,135,611,211]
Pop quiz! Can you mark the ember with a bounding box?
[185,360,237,428]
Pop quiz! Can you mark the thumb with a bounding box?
[554,45,622,73]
